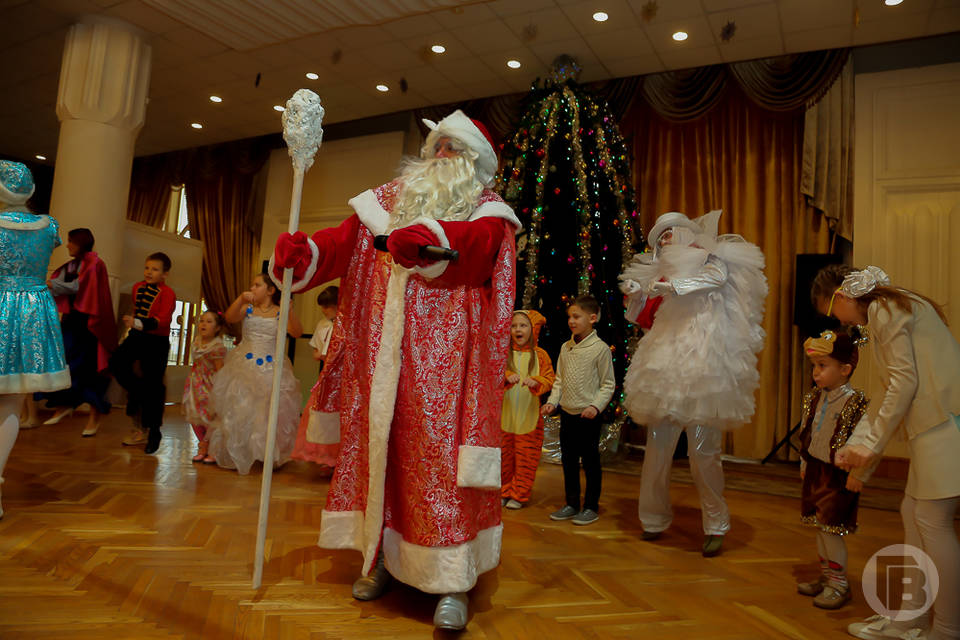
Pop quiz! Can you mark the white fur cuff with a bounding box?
[305,409,340,444]
[268,236,318,294]
[456,445,501,489]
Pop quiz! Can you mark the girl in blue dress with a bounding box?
[0,161,70,518]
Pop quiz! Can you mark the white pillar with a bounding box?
[48,16,151,300]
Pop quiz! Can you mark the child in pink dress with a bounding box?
[291,286,342,469]
[182,311,227,463]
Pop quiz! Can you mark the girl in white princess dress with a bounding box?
[208,272,302,475]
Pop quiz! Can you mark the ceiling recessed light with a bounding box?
[593,11,609,22]
[672,31,688,41]
[376,84,389,92]
[35,154,46,160]
[273,105,285,112]
[209,95,222,103]
[191,122,203,129]
[431,44,446,53]
[883,0,903,4]
[305,72,319,80]
[506,59,521,69]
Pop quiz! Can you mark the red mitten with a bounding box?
[385,225,439,268]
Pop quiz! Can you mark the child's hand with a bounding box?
[540,403,555,417]
[845,475,864,493]
[122,315,134,328]
[506,373,521,384]
[580,406,598,419]
[241,291,255,304]
[522,377,538,390]
[836,444,875,470]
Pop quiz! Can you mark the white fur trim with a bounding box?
[0,369,70,394]
[382,524,502,594]
[317,509,364,550]
[456,446,501,489]
[349,189,390,236]
[0,183,34,207]
[469,200,522,232]
[360,263,412,575]
[268,237,319,294]
[410,216,450,279]
[0,213,49,230]
[305,409,340,444]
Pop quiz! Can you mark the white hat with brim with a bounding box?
[648,211,701,246]
[422,110,498,186]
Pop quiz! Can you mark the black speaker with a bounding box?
[794,253,843,338]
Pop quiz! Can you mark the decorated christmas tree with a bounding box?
[496,56,643,421]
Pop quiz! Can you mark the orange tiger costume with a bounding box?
[501,310,555,505]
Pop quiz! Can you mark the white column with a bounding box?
[48,16,151,303]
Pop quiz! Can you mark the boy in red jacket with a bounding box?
[110,252,176,454]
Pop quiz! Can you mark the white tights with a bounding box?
[815,530,848,570]
[0,394,24,517]
[896,494,960,640]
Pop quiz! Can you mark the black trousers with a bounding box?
[109,330,169,432]
[559,411,602,512]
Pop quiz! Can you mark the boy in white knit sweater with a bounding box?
[541,295,616,525]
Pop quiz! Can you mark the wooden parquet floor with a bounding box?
[1,407,911,639]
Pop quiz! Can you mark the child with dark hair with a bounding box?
[796,329,873,610]
[41,227,116,436]
[110,252,176,454]
[812,264,960,640]
[183,311,227,463]
[208,272,302,474]
[541,294,615,526]
[292,285,342,467]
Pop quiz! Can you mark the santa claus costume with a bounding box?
[620,210,767,556]
[272,111,519,630]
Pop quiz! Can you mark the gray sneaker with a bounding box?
[572,509,599,525]
[549,505,578,520]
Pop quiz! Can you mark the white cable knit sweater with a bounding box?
[546,331,616,414]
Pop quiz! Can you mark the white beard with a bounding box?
[388,155,484,231]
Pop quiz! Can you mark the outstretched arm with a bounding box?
[271,214,361,293]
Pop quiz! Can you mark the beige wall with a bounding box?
[260,126,420,400]
[852,62,960,458]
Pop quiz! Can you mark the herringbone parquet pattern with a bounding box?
[1,407,910,639]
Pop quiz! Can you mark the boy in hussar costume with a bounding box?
[620,210,768,556]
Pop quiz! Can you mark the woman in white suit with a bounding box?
[813,264,960,640]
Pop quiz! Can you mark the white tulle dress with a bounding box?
[208,308,301,474]
[621,229,768,430]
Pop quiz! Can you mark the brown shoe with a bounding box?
[122,428,147,446]
[797,575,826,596]
[813,584,851,609]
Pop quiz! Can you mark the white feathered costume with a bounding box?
[621,210,768,430]
[620,210,767,540]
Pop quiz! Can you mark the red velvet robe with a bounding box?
[272,181,519,594]
[51,252,117,373]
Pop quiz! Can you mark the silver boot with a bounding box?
[351,553,390,601]
[433,592,469,630]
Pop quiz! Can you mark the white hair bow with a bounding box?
[840,265,890,298]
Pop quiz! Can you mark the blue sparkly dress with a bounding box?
[0,209,70,393]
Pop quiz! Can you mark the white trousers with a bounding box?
[638,422,730,536]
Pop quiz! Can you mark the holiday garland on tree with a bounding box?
[495,56,644,419]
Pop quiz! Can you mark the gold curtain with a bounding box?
[622,85,831,459]
[182,140,272,316]
[127,154,177,228]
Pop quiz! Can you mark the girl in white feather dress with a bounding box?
[208,272,302,475]
[620,210,768,556]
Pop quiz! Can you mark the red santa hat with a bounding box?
[422,110,498,186]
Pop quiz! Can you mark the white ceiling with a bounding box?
[2,0,959,163]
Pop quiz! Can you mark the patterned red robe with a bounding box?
[273,180,519,594]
